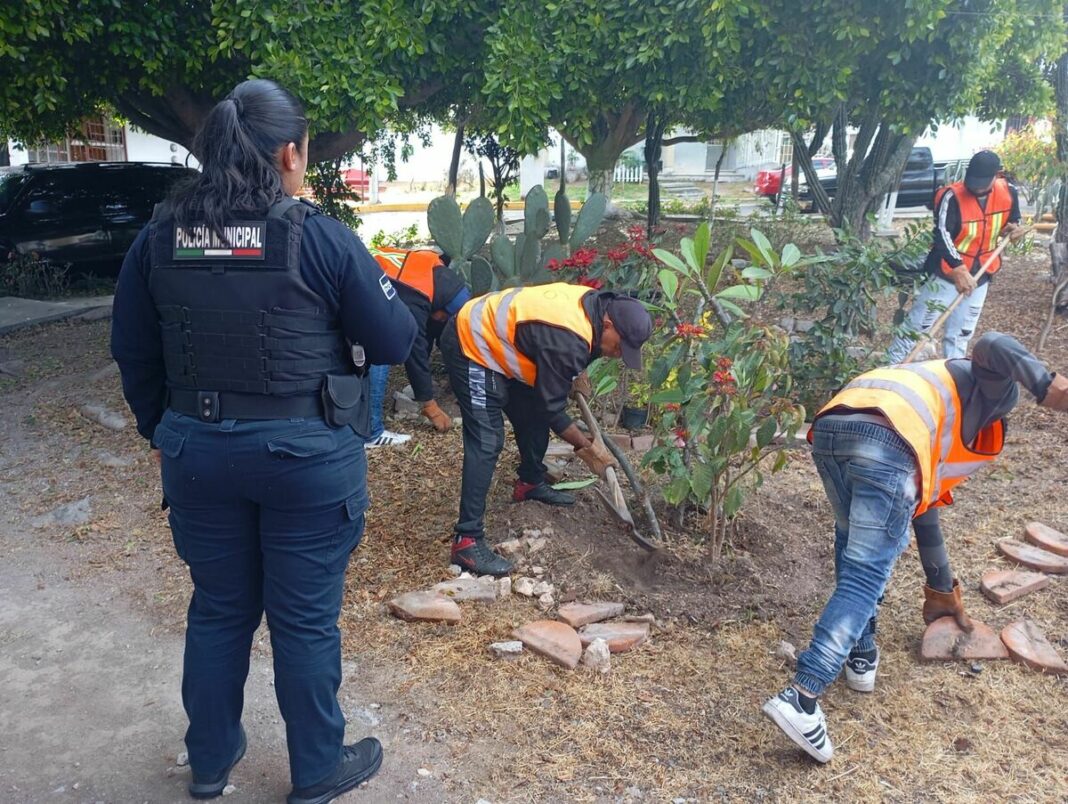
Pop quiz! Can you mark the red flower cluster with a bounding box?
[711,369,737,397]
[675,322,707,339]
[663,403,681,412]
[547,246,599,273]
[577,276,604,289]
[717,357,733,370]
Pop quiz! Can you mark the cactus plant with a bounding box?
[488,184,608,288]
[427,194,495,294]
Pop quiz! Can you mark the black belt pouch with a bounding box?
[321,373,370,436]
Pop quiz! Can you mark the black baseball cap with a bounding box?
[964,150,1001,194]
[606,296,653,370]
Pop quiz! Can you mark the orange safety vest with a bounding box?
[934,178,1013,277]
[369,246,442,301]
[456,283,595,386]
[810,360,1004,517]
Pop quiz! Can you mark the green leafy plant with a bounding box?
[769,224,925,413]
[305,157,362,232]
[998,125,1060,216]
[642,221,805,559]
[369,223,421,249]
[1,251,70,299]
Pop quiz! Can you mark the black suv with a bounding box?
[803,147,946,210]
[0,161,198,278]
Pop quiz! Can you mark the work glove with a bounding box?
[1040,373,1068,412]
[949,266,977,297]
[922,579,974,632]
[575,439,618,479]
[570,370,593,401]
[421,399,452,432]
[1004,223,1028,243]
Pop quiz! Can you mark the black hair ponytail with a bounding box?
[172,79,308,239]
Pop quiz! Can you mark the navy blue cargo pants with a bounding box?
[439,319,550,538]
[153,408,367,789]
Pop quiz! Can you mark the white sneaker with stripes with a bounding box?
[845,648,879,693]
[762,686,834,763]
[364,430,412,449]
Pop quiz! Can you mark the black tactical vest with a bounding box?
[147,198,354,419]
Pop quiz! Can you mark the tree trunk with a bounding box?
[644,111,667,237]
[833,127,914,240]
[1053,12,1068,301]
[710,141,728,220]
[447,121,465,196]
[791,129,833,215]
[790,145,800,201]
[0,143,8,167]
[561,102,645,206]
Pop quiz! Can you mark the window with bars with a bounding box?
[26,117,126,163]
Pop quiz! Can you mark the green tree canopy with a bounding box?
[0,0,490,161]
[761,0,1064,235]
[481,0,777,199]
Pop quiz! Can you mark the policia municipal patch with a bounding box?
[174,222,266,260]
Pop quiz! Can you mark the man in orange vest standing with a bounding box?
[365,246,471,446]
[762,332,1068,763]
[439,283,653,576]
[886,151,1023,364]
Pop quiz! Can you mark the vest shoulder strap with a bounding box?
[267,197,319,223]
[150,200,174,223]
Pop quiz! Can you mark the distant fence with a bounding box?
[613,164,645,184]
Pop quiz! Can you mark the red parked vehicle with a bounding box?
[754,157,834,201]
[341,167,370,194]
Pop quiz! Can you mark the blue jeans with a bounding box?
[794,417,919,696]
[153,409,367,788]
[368,364,390,439]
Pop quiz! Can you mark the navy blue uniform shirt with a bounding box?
[111,212,418,441]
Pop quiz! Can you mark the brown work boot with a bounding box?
[922,579,973,632]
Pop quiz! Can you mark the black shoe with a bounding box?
[513,480,575,506]
[450,536,513,577]
[287,738,384,804]
[188,725,247,799]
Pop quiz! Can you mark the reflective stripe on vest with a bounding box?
[455,283,595,385]
[811,360,1004,516]
[369,246,441,300]
[935,178,1013,276]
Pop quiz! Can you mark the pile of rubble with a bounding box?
[919,521,1067,675]
[387,527,654,672]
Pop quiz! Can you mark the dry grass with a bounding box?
[3,245,1067,802]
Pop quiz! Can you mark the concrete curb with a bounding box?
[0,295,114,336]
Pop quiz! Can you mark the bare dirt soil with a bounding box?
[1,240,1065,803]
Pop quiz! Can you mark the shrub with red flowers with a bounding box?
[641,220,805,560]
[548,224,662,299]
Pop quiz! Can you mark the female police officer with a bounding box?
[111,79,416,803]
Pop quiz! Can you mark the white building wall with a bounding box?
[124,126,193,165]
[915,118,1006,161]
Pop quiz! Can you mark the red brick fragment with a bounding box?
[980,569,1050,605]
[1000,619,1068,676]
[513,620,582,670]
[996,539,1068,574]
[920,617,1008,662]
[1023,522,1068,558]
[578,621,650,653]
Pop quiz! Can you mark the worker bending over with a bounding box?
[364,246,471,446]
[439,283,652,576]
[763,332,1068,763]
